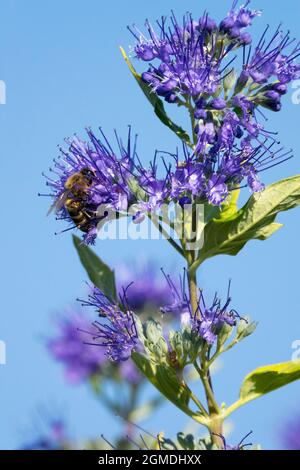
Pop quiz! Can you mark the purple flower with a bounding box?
[119,360,142,385]
[281,415,300,450]
[43,3,297,236]
[195,122,216,153]
[130,14,224,100]
[81,287,140,362]
[220,1,261,36]
[210,98,227,110]
[127,2,297,188]
[130,3,261,104]
[161,275,239,345]
[116,263,173,311]
[43,128,137,244]
[48,309,106,383]
[170,157,206,199]
[245,27,300,87]
[156,141,286,208]
[198,15,217,33]
[206,176,228,206]
[190,291,237,345]
[160,271,190,319]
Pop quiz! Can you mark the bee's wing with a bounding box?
[47,191,69,216]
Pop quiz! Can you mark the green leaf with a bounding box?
[132,352,206,424]
[193,175,300,269]
[120,47,191,146]
[215,189,240,222]
[225,360,300,418]
[72,235,117,300]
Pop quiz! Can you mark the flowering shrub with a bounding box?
[43,1,300,450]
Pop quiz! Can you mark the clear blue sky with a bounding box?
[0,0,300,450]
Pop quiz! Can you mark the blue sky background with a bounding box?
[0,0,300,450]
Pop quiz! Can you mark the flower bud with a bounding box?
[237,12,252,27]
[229,26,241,39]
[210,98,227,110]
[198,16,217,33]
[135,44,156,61]
[178,196,192,207]
[273,83,288,95]
[194,108,207,119]
[165,93,178,103]
[264,90,280,101]
[220,16,235,32]
[240,32,252,45]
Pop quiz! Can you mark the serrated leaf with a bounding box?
[72,235,117,300]
[120,47,191,146]
[193,175,300,268]
[225,360,300,417]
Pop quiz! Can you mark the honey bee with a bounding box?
[48,168,96,233]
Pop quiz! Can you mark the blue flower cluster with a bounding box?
[44,2,297,245]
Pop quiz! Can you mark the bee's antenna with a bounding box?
[54,226,76,235]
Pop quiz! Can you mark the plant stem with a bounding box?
[187,100,197,147]
[188,267,224,448]
[149,214,185,258]
[189,388,209,417]
[188,267,198,316]
[202,366,224,447]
